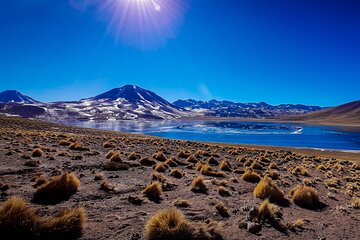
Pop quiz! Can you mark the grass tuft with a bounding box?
[33,172,80,204]
[253,176,285,203]
[290,184,321,209]
[0,197,85,239]
[191,176,208,194]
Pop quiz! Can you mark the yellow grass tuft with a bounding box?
[144,208,194,240]
[242,170,260,183]
[173,199,191,208]
[153,152,167,162]
[350,197,360,209]
[290,184,320,209]
[142,182,162,201]
[105,150,115,159]
[144,208,223,240]
[109,152,122,162]
[0,197,85,239]
[253,176,285,203]
[191,176,208,194]
[219,160,231,171]
[215,202,230,218]
[69,142,89,151]
[257,199,281,220]
[218,186,231,197]
[170,169,183,179]
[32,148,44,158]
[33,172,80,204]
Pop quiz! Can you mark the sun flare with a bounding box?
[95,0,185,47]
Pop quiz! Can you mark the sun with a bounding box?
[95,0,185,48]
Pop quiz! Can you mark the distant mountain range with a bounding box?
[0,84,345,121]
[173,99,324,118]
[0,85,188,120]
[284,100,360,125]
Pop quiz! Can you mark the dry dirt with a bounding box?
[0,115,359,240]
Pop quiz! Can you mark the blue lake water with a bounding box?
[57,120,360,151]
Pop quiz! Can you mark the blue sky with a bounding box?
[0,0,359,106]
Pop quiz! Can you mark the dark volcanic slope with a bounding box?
[0,90,40,104]
[285,100,360,125]
[0,115,359,240]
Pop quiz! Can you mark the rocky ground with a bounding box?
[0,115,359,240]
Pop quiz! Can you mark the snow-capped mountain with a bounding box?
[0,90,40,104]
[0,85,191,120]
[0,85,324,120]
[173,99,324,118]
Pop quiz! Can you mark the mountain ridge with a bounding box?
[0,85,345,121]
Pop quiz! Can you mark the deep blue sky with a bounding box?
[0,0,359,106]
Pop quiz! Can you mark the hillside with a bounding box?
[284,100,360,125]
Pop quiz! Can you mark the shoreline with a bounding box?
[179,116,360,132]
[2,115,359,162]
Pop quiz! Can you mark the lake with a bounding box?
[57,120,360,151]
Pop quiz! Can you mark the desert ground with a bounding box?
[0,115,359,240]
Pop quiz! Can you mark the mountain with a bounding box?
[0,90,40,104]
[0,85,328,121]
[0,85,191,120]
[284,100,360,125]
[173,99,324,118]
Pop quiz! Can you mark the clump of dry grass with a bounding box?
[253,176,285,203]
[102,141,115,148]
[170,169,183,179]
[173,199,190,208]
[350,197,360,209]
[94,173,104,181]
[69,142,89,151]
[59,140,72,146]
[103,161,130,171]
[242,170,260,183]
[154,162,168,172]
[100,181,115,192]
[33,172,80,204]
[268,162,278,169]
[165,157,178,167]
[291,166,310,176]
[109,152,122,162]
[144,208,223,240]
[140,157,156,166]
[128,195,144,205]
[324,177,340,188]
[290,184,321,209]
[186,155,198,163]
[250,162,263,170]
[218,186,231,197]
[142,182,162,201]
[105,150,115,159]
[208,157,219,166]
[200,166,226,178]
[0,197,85,239]
[233,167,245,174]
[191,176,208,194]
[32,148,43,157]
[316,164,326,171]
[153,151,167,162]
[215,202,230,218]
[219,160,231,171]
[178,150,191,158]
[257,199,282,220]
[128,151,138,160]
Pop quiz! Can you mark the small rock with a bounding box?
[247,206,259,221]
[247,222,262,234]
